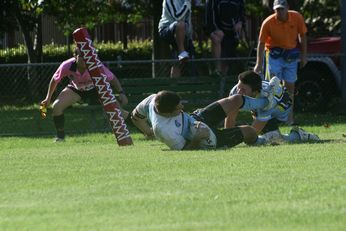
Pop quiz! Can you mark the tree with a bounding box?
[302,0,341,37]
[43,0,109,55]
[0,1,18,48]
[102,0,153,50]
[43,0,152,51]
[1,0,44,63]
[43,0,108,35]
[263,0,341,37]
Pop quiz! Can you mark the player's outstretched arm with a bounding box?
[41,77,58,106]
[254,42,265,74]
[130,110,154,139]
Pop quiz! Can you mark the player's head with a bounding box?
[273,0,289,21]
[236,70,262,97]
[155,90,183,116]
[74,47,86,68]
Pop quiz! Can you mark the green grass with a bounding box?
[1,123,346,230]
[1,103,346,137]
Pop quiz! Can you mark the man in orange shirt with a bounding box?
[254,0,307,125]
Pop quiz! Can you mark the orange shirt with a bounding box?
[259,10,307,50]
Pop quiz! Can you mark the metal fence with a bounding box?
[0,56,342,136]
[0,57,250,104]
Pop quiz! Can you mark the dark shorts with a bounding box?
[159,22,195,58]
[221,35,238,58]
[191,102,226,128]
[68,86,100,105]
[191,104,243,148]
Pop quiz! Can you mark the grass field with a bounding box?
[1,120,346,230]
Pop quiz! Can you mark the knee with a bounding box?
[210,30,224,43]
[217,95,243,115]
[211,37,221,45]
[52,100,64,116]
[240,125,257,144]
[175,21,186,31]
[227,94,244,108]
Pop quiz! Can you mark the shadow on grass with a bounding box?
[1,104,346,137]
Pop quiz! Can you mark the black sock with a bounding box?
[215,127,244,148]
[53,114,65,139]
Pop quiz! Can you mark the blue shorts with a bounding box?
[256,105,292,123]
[158,22,194,58]
[264,50,298,83]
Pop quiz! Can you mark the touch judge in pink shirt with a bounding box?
[41,47,128,142]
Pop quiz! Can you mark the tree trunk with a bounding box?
[15,12,39,63]
[8,29,16,48]
[122,21,128,50]
[34,14,43,63]
[10,0,43,63]
[67,33,72,57]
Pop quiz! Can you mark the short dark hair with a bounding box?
[238,70,262,92]
[155,90,181,114]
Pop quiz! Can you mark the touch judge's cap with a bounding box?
[273,0,288,10]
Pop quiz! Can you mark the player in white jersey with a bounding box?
[225,70,319,144]
[131,90,273,150]
[132,93,215,150]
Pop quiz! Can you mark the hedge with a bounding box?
[0,40,249,64]
[0,40,153,64]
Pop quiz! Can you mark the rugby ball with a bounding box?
[189,121,217,149]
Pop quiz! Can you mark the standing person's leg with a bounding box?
[282,60,298,125]
[159,22,184,78]
[283,81,295,124]
[267,55,285,81]
[185,39,196,77]
[52,87,81,141]
[220,35,238,76]
[171,37,195,78]
[170,64,181,78]
[267,55,297,125]
[175,21,188,57]
[210,30,224,75]
[171,21,189,77]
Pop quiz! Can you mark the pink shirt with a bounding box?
[53,58,115,91]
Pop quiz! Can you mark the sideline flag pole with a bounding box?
[73,28,133,146]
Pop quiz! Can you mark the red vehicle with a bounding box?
[295,36,341,112]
